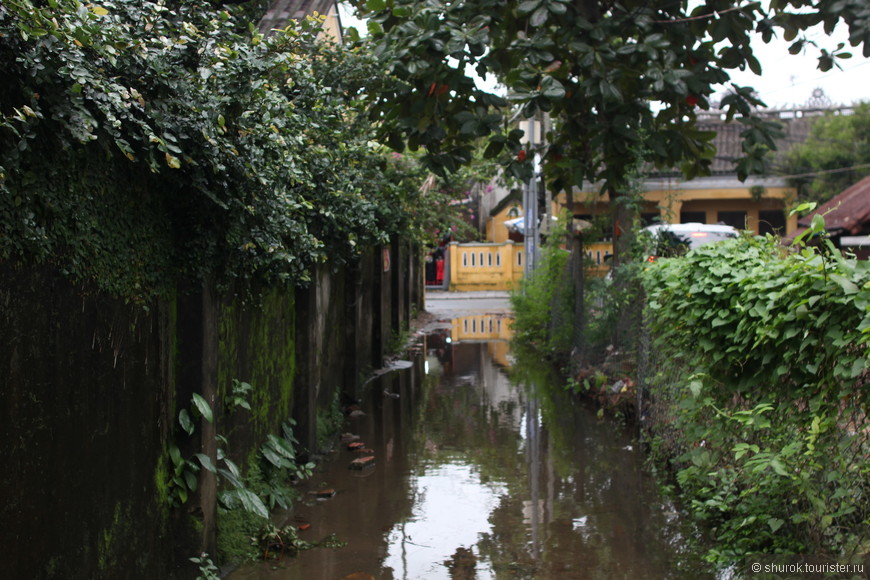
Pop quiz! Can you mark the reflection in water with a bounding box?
[228,338,712,580]
[383,461,505,580]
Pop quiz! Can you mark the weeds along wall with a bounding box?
[0,247,420,580]
[639,235,870,566]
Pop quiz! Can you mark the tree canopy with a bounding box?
[348,0,870,195]
[779,101,870,203]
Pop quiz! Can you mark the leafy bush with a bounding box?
[510,219,573,359]
[0,1,421,300]
[642,233,870,565]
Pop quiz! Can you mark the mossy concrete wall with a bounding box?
[0,243,421,579]
[0,265,181,579]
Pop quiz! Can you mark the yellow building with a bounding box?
[446,242,525,291]
[447,107,827,290]
[559,174,798,237]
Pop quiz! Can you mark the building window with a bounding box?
[507,206,520,218]
[487,252,493,267]
[680,211,706,224]
[517,252,522,266]
[641,212,660,226]
[462,252,468,267]
[471,252,476,267]
[718,211,747,230]
[496,253,501,267]
[759,210,786,236]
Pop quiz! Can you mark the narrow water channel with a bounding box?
[229,315,713,580]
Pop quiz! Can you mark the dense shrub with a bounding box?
[510,221,574,359]
[642,233,870,565]
[0,0,419,300]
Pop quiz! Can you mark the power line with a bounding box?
[776,162,870,180]
[652,6,745,23]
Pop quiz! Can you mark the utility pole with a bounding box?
[523,116,540,280]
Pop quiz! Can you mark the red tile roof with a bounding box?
[797,174,870,235]
[649,107,838,177]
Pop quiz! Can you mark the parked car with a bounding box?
[643,222,739,261]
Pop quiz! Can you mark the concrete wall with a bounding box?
[0,243,421,579]
[448,241,524,291]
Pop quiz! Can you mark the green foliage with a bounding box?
[189,553,220,580]
[166,391,314,524]
[316,391,345,451]
[254,420,314,510]
[225,379,253,414]
[379,146,497,249]
[779,101,870,203]
[0,0,424,300]
[348,0,869,195]
[216,505,266,564]
[642,233,870,565]
[509,218,573,358]
[167,393,217,507]
[215,418,318,565]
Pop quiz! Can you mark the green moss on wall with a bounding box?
[154,452,171,516]
[217,287,297,446]
[97,503,129,572]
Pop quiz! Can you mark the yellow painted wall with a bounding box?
[584,241,613,277]
[485,200,562,243]
[320,5,343,42]
[487,204,523,243]
[450,314,514,343]
[448,242,524,291]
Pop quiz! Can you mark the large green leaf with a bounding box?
[178,409,194,435]
[234,489,269,519]
[191,393,213,423]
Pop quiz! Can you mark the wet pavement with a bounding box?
[227,294,712,580]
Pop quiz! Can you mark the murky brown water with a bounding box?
[228,322,713,580]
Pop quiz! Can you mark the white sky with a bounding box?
[722,24,870,109]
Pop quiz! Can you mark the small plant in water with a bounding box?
[253,523,311,560]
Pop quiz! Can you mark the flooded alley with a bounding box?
[228,292,712,580]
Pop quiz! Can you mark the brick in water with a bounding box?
[349,456,375,470]
[347,441,366,450]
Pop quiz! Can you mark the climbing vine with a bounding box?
[0,0,420,300]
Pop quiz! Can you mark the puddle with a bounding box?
[228,332,712,580]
